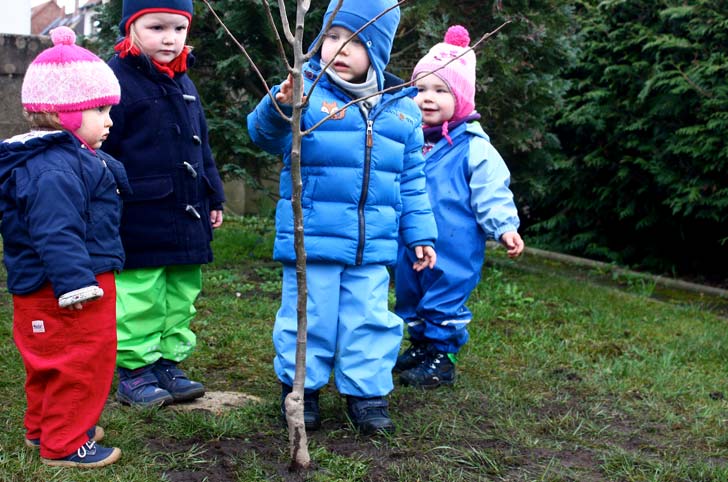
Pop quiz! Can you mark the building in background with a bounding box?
[31,0,65,34]
[0,0,109,38]
[38,0,107,37]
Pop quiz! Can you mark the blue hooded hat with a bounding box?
[311,0,400,89]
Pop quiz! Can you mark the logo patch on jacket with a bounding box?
[321,101,346,120]
[32,320,45,333]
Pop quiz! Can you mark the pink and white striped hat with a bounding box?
[22,26,120,129]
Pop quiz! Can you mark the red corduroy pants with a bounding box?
[12,272,117,459]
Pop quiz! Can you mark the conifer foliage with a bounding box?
[533,0,728,281]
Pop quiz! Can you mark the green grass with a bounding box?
[1,215,727,481]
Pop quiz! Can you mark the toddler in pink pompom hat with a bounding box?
[412,25,476,122]
[21,26,120,143]
[394,25,524,390]
[1,26,128,469]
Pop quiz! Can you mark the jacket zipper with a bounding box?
[356,118,374,265]
[325,77,406,265]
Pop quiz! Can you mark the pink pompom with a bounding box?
[444,25,470,47]
[50,26,76,46]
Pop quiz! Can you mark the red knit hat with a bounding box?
[412,25,476,121]
[119,0,193,36]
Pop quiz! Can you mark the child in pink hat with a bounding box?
[1,26,128,467]
[394,26,525,388]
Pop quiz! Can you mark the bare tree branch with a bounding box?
[275,0,296,45]
[303,21,512,135]
[303,0,344,62]
[305,0,407,102]
[202,0,292,123]
[262,0,292,70]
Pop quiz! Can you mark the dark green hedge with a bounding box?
[530,0,727,282]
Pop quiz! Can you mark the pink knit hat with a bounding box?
[412,25,476,121]
[22,27,120,131]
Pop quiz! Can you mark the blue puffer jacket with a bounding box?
[247,62,437,265]
[0,131,130,297]
[103,53,225,270]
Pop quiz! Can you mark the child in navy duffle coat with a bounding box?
[247,0,438,435]
[394,26,525,388]
[0,27,129,467]
[102,0,226,407]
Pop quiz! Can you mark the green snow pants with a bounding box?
[116,265,202,370]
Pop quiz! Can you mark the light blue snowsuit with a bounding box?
[395,120,520,354]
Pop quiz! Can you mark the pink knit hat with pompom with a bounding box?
[412,25,476,121]
[22,27,120,130]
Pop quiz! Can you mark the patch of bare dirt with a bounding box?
[170,391,261,415]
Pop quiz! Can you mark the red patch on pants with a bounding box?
[13,272,117,459]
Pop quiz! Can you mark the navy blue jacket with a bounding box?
[0,131,129,297]
[103,53,225,269]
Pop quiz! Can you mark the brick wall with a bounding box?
[0,34,51,139]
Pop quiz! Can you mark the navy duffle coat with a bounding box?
[103,53,225,270]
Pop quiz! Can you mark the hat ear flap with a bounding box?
[58,111,83,132]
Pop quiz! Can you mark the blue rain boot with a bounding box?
[152,358,205,402]
[117,365,174,407]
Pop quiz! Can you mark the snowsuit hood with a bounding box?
[310,0,400,90]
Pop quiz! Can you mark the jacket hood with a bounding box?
[0,131,71,187]
[310,0,400,90]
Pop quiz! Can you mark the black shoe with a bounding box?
[346,396,395,435]
[399,350,456,389]
[394,342,430,372]
[280,384,321,431]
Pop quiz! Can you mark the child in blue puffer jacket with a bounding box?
[247,0,437,435]
[394,26,525,388]
[0,27,128,467]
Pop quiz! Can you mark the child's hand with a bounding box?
[210,209,223,229]
[412,245,437,271]
[500,231,524,258]
[275,74,306,106]
[275,74,295,105]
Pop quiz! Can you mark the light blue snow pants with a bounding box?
[273,262,402,397]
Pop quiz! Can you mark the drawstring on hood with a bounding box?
[422,113,481,153]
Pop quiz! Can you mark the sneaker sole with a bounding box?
[357,424,396,436]
[116,393,174,407]
[169,387,206,402]
[25,426,105,449]
[41,447,121,468]
[399,377,456,389]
